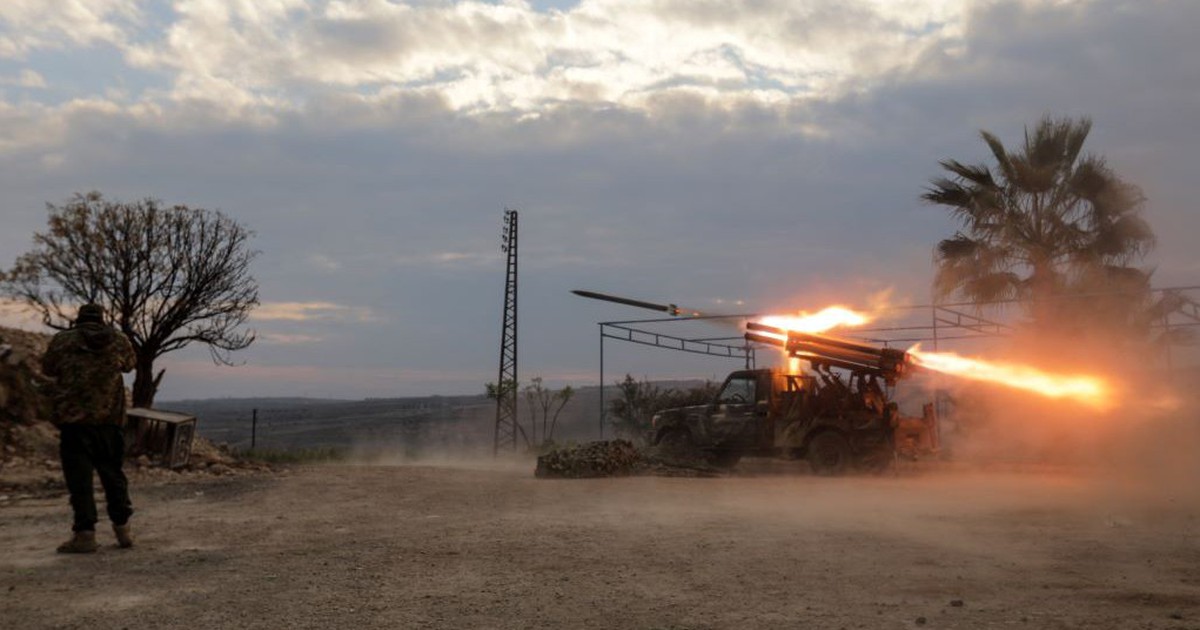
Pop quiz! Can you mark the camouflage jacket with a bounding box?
[42,323,135,426]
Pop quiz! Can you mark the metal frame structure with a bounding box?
[598,314,754,438]
[594,285,1200,438]
[493,209,520,454]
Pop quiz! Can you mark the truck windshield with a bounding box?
[717,377,756,404]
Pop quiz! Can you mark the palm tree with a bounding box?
[924,115,1155,334]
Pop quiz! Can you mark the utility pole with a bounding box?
[494,208,519,454]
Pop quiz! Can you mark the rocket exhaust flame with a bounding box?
[906,345,1112,409]
[753,306,881,377]
[747,304,1113,408]
[759,307,871,335]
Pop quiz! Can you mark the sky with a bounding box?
[0,0,1197,400]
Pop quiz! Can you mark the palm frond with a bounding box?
[1061,116,1092,166]
[1089,214,1156,259]
[1069,157,1111,202]
[963,271,1022,303]
[980,131,1015,184]
[939,160,997,188]
[922,180,973,209]
[936,234,978,260]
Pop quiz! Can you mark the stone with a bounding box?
[535,440,642,479]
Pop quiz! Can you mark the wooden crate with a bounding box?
[125,407,197,469]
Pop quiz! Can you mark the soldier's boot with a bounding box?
[113,523,133,549]
[56,530,98,554]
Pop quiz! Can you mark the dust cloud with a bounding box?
[327,322,1200,544]
[924,326,1200,513]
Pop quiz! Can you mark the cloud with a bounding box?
[82,0,965,116]
[259,332,324,345]
[1,0,1198,400]
[253,301,379,323]
[0,0,140,58]
[0,69,47,88]
[0,1,1056,155]
[391,251,500,270]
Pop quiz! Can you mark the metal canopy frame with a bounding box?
[594,285,1200,438]
[601,314,757,362]
[597,314,755,439]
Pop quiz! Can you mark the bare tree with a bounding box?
[523,377,574,446]
[1,192,259,407]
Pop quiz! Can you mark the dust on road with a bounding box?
[2,461,1198,629]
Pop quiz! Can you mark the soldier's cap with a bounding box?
[76,303,105,324]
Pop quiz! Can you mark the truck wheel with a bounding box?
[808,432,851,476]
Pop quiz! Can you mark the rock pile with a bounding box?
[183,437,275,475]
[535,440,725,479]
[0,326,51,425]
[535,440,643,478]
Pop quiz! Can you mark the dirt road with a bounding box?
[2,461,1198,629]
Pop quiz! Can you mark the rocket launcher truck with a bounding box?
[649,323,939,474]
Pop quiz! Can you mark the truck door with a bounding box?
[710,374,761,448]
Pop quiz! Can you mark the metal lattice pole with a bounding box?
[494,209,519,454]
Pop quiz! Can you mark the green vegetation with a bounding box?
[924,115,1162,340]
[608,375,719,444]
[486,377,575,449]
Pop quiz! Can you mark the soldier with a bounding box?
[42,303,136,553]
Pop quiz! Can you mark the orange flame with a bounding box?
[759,306,871,335]
[758,306,873,375]
[907,345,1112,409]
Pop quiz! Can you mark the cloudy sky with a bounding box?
[1,0,1197,400]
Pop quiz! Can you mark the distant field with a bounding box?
[158,386,622,455]
[160,394,496,455]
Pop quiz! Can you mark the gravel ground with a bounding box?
[1,460,1199,629]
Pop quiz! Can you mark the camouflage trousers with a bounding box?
[58,424,133,532]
